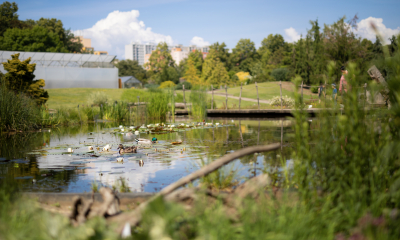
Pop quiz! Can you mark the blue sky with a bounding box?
[13,0,400,59]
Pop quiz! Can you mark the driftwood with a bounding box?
[70,187,120,226]
[367,65,390,105]
[108,143,280,233]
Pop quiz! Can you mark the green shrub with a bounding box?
[311,86,319,93]
[86,91,108,106]
[271,67,289,81]
[175,81,192,90]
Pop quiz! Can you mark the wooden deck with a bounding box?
[175,109,321,118]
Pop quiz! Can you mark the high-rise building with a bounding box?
[125,43,157,66]
[125,42,209,66]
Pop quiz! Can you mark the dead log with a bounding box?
[108,143,281,233]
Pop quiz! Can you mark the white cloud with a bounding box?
[284,27,301,42]
[355,17,400,44]
[190,36,210,47]
[74,10,173,59]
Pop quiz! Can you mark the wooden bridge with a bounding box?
[175,109,321,118]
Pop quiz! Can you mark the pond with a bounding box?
[0,118,294,193]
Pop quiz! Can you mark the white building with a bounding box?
[170,47,189,65]
[125,42,209,66]
[125,43,157,66]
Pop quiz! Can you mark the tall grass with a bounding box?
[0,81,41,131]
[189,86,207,121]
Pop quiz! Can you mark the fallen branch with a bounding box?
[108,143,281,232]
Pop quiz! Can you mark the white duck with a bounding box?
[67,148,74,153]
[88,146,94,151]
[116,157,124,162]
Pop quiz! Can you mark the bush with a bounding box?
[158,81,176,89]
[175,81,192,90]
[269,95,295,108]
[86,91,108,106]
[144,83,159,89]
[311,86,319,93]
[271,68,289,81]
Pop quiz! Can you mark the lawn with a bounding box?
[223,81,317,101]
[46,88,124,109]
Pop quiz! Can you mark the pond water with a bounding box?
[0,118,294,193]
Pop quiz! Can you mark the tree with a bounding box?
[34,18,82,53]
[0,1,28,37]
[145,42,175,84]
[0,25,68,52]
[388,35,398,56]
[230,39,258,73]
[115,59,147,82]
[260,34,285,54]
[2,53,48,105]
[208,42,230,69]
[187,50,203,73]
[184,58,202,85]
[202,57,231,86]
[323,15,368,81]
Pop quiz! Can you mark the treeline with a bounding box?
[0,1,82,53]
[117,15,398,87]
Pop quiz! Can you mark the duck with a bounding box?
[135,137,157,145]
[117,144,137,154]
[139,159,144,166]
[103,144,111,152]
[68,148,74,153]
[88,146,94,151]
[116,157,124,162]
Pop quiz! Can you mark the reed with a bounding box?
[0,82,41,131]
[189,86,207,121]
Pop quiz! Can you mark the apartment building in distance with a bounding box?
[125,42,209,67]
[125,43,157,66]
[74,36,108,55]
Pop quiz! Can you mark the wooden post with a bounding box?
[255,82,260,110]
[281,120,283,150]
[280,80,283,110]
[77,105,82,123]
[225,84,228,110]
[239,82,242,110]
[137,96,139,119]
[257,120,260,145]
[301,81,304,102]
[239,120,243,148]
[364,83,367,108]
[324,80,327,103]
[211,84,214,110]
[183,84,186,109]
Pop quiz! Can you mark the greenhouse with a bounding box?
[120,76,142,88]
[0,51,118,89]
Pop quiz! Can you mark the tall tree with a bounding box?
[208,42,230,66]
[186,50,203,74]
[204,58,230,86]
[115,59,147,81]
[184,58,202,85]
[230,39,258,73]
[260,34,286,54]
[145,42,175,84]
[323,15,368,81]
[34,18,82,53]
[0,1,28,37]
[0,26,68,52]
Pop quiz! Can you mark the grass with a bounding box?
[46,88,124,109]
[225,81,316,101]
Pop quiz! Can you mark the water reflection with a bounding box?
[0,119,294,193]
